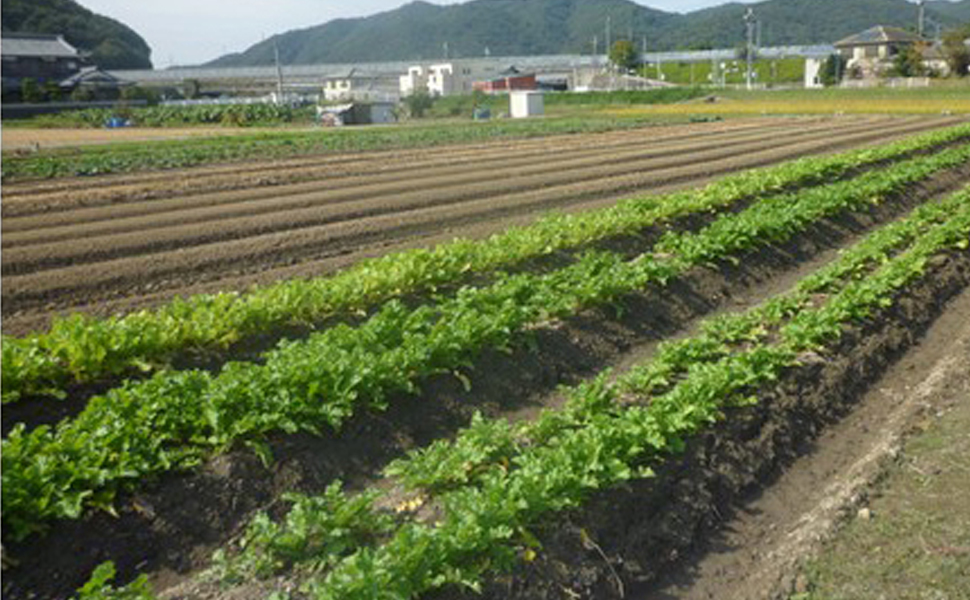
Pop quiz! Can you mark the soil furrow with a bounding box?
[2,118,959,327]
[1,117,919,271]
[0,118,790,208]
[1,119,830,239]
[4,150,965,600]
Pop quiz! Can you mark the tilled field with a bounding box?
[3,117,970,600]
[2,115,963,335]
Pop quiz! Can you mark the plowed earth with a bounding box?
[3,115,963,336]
[3,116,970,600]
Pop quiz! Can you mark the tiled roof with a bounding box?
[835,26,921,47]
[59,65,125,87]
[1,33,80,58]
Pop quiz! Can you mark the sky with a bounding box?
[77,0,744,68]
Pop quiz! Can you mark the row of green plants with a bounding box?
[25,103,317,129]
[207,184,970,598]
[1,114,663,180]
[4,141,968,543]
[6,123,969,405]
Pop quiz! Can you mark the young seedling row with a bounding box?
[3,121,969,600]
[4,123,970,404]
[94,182,970,599]
[4,135,969,542]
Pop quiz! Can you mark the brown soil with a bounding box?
[3,153,967,600]
[3,115,963,336]
[0,127,278,152]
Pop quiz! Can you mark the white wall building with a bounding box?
[804,58,824,88]
[509,91,544,118]
[323,70,399,102]
[399,66,428,96]
[401,60,505,96]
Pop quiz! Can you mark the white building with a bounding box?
[323,69,399,102]
[399,66,428,96]
[400,60,504,97]
[804,58,824,88]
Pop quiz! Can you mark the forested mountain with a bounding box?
[928,0,970,21]
[1,0,152,69]
[208,0,967,67]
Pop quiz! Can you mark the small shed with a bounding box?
[509,91,544,119]
[317,101,397,126]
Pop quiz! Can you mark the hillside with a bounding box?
[207,0,966,67]
[928,0,970,21]
[1,0,152,69]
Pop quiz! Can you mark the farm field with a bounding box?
[2,115,963,336]
[2,115,970,600]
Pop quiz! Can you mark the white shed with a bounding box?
[510,91,544,119]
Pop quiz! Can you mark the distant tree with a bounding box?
[43,80,63,101]
[819,53,847,86]
[401,92,434,119]
[182,79,201,99]
[120,85,159,104]
[609,40,638,73]
[70,86,94,102]
[891,44,927,77]
[20,78,43,103]
[941,25,970,77]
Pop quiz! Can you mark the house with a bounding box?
[322,69,398,102]
[59,65,131,95]
[473,67,538,94]
[835,26,922,79]
[1,32,85,98]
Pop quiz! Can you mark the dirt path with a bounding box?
[3,116,962,336]
[639,272,970,600]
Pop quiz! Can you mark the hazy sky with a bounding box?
[78,0,746,68]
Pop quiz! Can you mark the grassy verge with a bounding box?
[794,380,970,599]
[605,85,970,116]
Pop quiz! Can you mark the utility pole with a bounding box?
[593,35,598,65]
[744,8,756,90]
[917,0,926,37]
[606,15,612,64]
[273,40,284,105]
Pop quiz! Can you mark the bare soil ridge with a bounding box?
[3,116,962,336]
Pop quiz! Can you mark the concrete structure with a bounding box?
[509,91,544,118]
[804,58,825,88]
[399,66,428,96]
